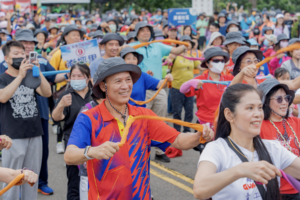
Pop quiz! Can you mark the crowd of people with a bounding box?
[1,3,300,200]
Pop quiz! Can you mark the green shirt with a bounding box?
[34,46,53,55]
[196,19,208,37]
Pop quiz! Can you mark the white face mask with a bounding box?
[229,27,239,32]
[210,61,225,74]
[280,41,289,48]
[109,24,117,33]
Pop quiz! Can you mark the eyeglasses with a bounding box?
[241,59,260,65]
[211,59,225,63]
[270,95,292,104]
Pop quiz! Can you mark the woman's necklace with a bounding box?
[228,137,255,162]
[268,118,300,153]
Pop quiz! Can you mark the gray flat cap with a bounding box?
[99,33,124,46]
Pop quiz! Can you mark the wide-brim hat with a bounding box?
[85,18,93,25]
[288,38,300,46]
[61,24,84,43]
[226,20,241,32]
[223,32,246,46]
[276,33,289,45]
[207,32,225,47]
[106,19,119,30]
[134,22,154,41]
[154,29,164,38]
[92,57,142,98]
[127,31,136,41]
[264,27,274,34]
[15,29,38,44]
[34,29,48,39]
[179,35,195,49]
[48,25,59,32]
[93,30,104,38]
[200,47,230,68]
[265,34,277,44]
[120,47,144,65]
[232,46,263,76]
[257,78,295,106]
[99,33,124,46]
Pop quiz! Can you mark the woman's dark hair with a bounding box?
[207,16,215,28]
[215,84,281,200]
[262,85,290,120]
[183,26,193,38]
[274,67,290,79]
[70,63,93,89]
[274,43,281,51]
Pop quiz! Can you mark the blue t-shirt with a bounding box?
[0,56,56,120]
[257,56,270,76]
[129,41,172,80]
[129,72,159,108]
[151,15,163,25]
[219,24,227,36]
[89,57,105,78]
[240,19,251,37]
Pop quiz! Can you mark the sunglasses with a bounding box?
[270,95,292,104]
[211,59,225,63]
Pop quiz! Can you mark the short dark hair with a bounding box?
[284,11,290,15]
[274,67,290,79]
[2,41,25,56]
[210,22,220,30]
[214,11,219,15]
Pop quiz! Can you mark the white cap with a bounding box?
[276,14,284,19]
[0,21,7,29]
[26,23,35,29]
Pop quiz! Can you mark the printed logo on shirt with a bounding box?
[9,85,38,118]
[276,134,300,156]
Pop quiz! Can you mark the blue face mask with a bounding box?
[70,79,87,91]
[1,40,6,45]
[263,39,269,47]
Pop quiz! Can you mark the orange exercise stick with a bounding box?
[256,43,300,68]
[48,32,62,44]
[118,115,206,148]
[83,34,92,40]
[0,174,34,196]
[130,79,168,105]
[132,39,189,49]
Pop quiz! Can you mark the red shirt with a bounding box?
[68,101,180,199]
[260,117,300,194]
[185,73,233,123]
[225,58,234,76]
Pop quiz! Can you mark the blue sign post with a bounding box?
[168,8,198,26]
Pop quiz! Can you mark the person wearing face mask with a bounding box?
[89,33,124,78]
[282,39,300,80]
[225,21,241,34]
[258,79,300,200]
[0,29,70,195]
[260,34,277,67]
[269,34,291,75]
[0,40,52,200]
[52,63,92,200]
[180,47,233,138]
[100,19,118,33]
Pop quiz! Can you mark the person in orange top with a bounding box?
[258,79,300,199]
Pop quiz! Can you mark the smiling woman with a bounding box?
[193,83,300,200]
[259,78,300,199]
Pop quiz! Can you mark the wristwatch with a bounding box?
[84,146,92,160]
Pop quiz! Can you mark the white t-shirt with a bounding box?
[198,138,297,200]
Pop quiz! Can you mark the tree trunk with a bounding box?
[249,0,257,9]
